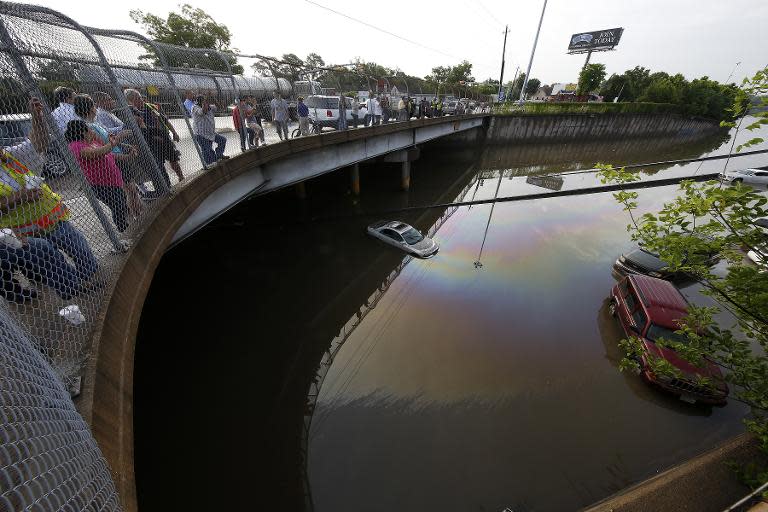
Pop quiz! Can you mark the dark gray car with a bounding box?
[613,239,719,280]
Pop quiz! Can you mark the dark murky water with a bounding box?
[135,120,768,511]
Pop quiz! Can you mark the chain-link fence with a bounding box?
[0,304,121,510]
[0,1,492,508]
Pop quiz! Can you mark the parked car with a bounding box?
[367,220,439,258]
[305,95,354,130]
[0,113,68,178]
[613,235,719,280]
[0,113,31,148]
[747,248,766,268]
[609,274,728,405]
[443,101,458,115]
[719,168,768,186]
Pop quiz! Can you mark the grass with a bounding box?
[492,101,685,116]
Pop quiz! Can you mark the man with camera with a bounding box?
[191,94,229,165]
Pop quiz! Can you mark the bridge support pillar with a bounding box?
[384,146,420,192]
[351,163,360,196]
[401,161,411,191]
[296,181,307,199]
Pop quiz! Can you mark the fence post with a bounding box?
[0,16,125,251]
[105,34,207,170]
[56,26,172,198]
[217,50,248,152]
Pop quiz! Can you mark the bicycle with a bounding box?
[292,120,321,138]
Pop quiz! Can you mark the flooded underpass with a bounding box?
[135,121,768,511]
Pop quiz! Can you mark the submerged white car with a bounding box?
[367,221,439,258]
[719,168,768,186]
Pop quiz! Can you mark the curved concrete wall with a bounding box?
[485,113,722,143]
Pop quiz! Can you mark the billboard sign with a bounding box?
[567,28,623,52]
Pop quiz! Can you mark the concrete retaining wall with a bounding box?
[485,113,723,144]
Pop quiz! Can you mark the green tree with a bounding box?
[599,73,627,102]
[599,66,768,483]
[509,72,526,100]
[577,63,606,95]
[684,77,739,120]
[639,77,682,104]
[426,65,450,84]
[525,78,541,97]
[446,60,474,85]
[305,53,326,73]
[130,4,244,74]
[622,66,652,100]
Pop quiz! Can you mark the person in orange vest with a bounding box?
[0,98,98,300]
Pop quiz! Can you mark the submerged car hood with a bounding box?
[411,238,437,252]
[625,248,667,272]
[645,341,727,390]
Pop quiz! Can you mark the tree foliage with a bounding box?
[599,66,768,483]
[577,63,606,95]
[130,4,243,74]
[599,66,741,121]
[425,61,475,94]
[477,78,499,96]
[525,78,541,96]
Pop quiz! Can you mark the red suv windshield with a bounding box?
[646,323,688,345]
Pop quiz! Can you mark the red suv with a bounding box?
[609,274,728,405]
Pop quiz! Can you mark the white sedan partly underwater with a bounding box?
[367,221,439,258]
[719,168,768,186]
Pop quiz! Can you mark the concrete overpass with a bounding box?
[172,115,488,244]
[80,114,489,511]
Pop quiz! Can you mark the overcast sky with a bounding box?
[35,0,768,86]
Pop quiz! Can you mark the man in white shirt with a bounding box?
[91,92,125,135]
[270,92,290,141]
[366,96,381,126]
[50,86,78,135]
[191,95,228,164]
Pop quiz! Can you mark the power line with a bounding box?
[304,0,500,72]
[476,0,506,28]
[304,0,460,61]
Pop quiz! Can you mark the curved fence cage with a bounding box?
[0,305,122,511]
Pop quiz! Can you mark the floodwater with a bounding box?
[135,118,768,511]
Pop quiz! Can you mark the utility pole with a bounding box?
[519,0,548,104]
[509,66,519,98]
[497,25,509,101]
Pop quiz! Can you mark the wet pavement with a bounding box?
[135,119,768,511]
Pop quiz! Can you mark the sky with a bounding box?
[33,0,768,86]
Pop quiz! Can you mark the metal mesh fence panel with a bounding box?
[0,304,121,511]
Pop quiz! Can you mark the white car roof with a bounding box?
[377,221,413,233]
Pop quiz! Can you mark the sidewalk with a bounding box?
[583,434,763,512]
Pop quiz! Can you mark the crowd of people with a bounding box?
[0,84,204,306]
[0,84,486,306]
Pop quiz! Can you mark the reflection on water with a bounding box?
[308,125,768,512]
[135,120,768,512]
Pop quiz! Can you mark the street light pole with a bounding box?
[497,24,509,100]
[519,0,548,104]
